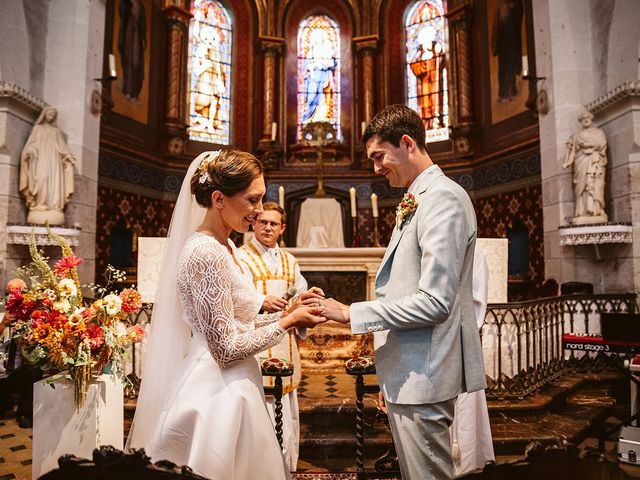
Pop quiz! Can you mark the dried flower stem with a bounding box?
[28,231,57,288]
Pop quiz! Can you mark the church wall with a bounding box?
[0,0,105,289]
[535,0,640,294]
[95,151,180,282]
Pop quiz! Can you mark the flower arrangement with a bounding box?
[396,193,419,229]
[3,228,144,408]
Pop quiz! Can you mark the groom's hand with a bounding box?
[377,391,388,414]
[321,298,350,324]
[299,287,325,305]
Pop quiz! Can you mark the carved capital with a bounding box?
[162,2,191,26]
[447,0,473,24]
[260,36,285,54]
[353,35,379,54]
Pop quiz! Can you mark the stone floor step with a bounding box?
[299,423,393,462]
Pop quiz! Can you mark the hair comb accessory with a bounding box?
[197,150,220,185]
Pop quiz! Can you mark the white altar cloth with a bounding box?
[296,197,345,248]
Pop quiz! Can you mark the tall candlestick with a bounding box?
[108,54,116,78]
[278,185,285,209]
[371,193,378,218]
[271,122,277,142]
[521,55,529,78]
[349,187,357,218]
[361,121,366,136]
[372,217,381,247]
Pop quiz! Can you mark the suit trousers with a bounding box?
[386,397,457,480]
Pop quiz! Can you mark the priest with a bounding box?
[236,202,308,472]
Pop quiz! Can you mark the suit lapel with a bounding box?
[375,166,445,285]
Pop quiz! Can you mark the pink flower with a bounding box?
[5,291,35,321]
[54,255,83,277]
[85,323,105,350]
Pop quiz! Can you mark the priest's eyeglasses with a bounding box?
[256,219,282,228]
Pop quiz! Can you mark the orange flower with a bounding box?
[54,255,83,277]
[6,278,27,294]
[119,288,142,314]
[127,324,145,343]
[32,321,53,342]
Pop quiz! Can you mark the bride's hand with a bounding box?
[279,305,326,330]
[283,287,325,315]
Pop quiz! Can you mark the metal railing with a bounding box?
[124,294,638,401]
[482,293,637,399]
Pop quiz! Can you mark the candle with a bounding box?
[349,187,357,218]
[271,122,277,142]
[371,193,378,218]
[108,54,117,78]
[361,121,366,136]
[521,55,529,78]
[278,185,285,209]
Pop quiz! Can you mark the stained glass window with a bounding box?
[188,0,232,144]
[406,0,449,143]
[297,15,341,141]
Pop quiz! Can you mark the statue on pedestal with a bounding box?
[562,110,608,225]
[19,107,76,226]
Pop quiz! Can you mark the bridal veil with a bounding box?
[126,152,211,451]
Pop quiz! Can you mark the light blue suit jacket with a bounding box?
[351,166,486,405]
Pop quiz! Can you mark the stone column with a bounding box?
[535,0,593,288]
[40,0,107,286]
[450,5,474,130]
[162,1,190,146]
[354,35,378,127]
[258,37,284,150]
[447,2,475,156]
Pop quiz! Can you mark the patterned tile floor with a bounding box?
[0,371,377,479]
[0,418,32,480]
[2,370,635,479]
[298,370,379,404]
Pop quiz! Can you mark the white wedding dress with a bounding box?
[145,233,291,479]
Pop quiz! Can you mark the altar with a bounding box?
[288,247,386,370]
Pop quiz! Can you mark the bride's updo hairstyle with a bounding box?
[190,149,263,208]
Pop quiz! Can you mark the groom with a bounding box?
[323,105,486,479]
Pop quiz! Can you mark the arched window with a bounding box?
[405,0,449,143]
[187,0,232,144]
[297,15,341,140]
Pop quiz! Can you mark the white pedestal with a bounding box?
[32,374,123,479]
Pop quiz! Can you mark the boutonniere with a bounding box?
[396,193,418,229]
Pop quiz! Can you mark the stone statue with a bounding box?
[562,110,608,225]
[19,107,76,225]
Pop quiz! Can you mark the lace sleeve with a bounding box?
[255,312,282,328]
[179,242,286,368]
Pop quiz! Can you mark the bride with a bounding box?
[127,150,326,479]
